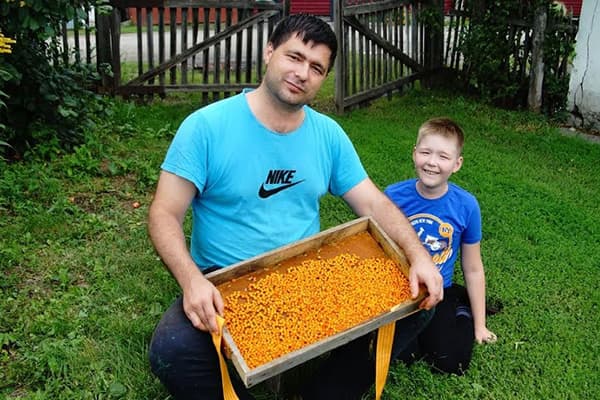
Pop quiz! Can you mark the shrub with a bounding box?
[0,0,110,161]
[459,0,576,117]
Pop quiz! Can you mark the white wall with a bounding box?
[568,0,600,130]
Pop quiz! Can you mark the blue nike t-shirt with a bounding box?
[161,90,367,269]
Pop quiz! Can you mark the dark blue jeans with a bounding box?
[149,296,433,400]
[396,284,475,375]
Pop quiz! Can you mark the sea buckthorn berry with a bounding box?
[222,253,410,368]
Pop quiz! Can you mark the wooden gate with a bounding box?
[333,0,443,113]
[98,0,289,101]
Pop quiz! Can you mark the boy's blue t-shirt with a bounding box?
[384,179,482,288]
[161,91,367,269]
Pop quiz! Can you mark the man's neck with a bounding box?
[246,86,305,134]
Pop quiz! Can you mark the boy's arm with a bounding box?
[461,242,496,343]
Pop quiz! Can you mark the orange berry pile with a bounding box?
[222,253,411,369]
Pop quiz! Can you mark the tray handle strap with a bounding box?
[375,321,396,400]
[212,315,240,400]
[213,316,396,400]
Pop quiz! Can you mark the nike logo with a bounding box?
[258,169,305,198]
[259,181,304,198]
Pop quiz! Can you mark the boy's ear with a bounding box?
[453,155,464,173]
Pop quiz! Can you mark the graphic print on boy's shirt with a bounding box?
[409,213,454,268]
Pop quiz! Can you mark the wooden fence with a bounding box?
[57,0,577,113]
[96,0,289,102]
[333,0,443,113]
[59,0,441,110]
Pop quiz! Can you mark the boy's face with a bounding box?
[413,133,463,195]
[262,34,331,110]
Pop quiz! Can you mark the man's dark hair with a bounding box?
[269,14,338,71]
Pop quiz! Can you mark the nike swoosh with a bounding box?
[258,180,305,198]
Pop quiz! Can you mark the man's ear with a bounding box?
[264,42,274,65]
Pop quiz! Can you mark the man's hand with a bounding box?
[182,272,224,334]
[409,256,443,310]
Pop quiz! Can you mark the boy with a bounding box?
[384,117,497,375]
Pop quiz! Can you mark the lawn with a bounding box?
[1,87,599,399]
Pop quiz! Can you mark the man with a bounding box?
[148,14,443,399]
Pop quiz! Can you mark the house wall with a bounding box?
[560,0,582,16]
[568,0,600,130]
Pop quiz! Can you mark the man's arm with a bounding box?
[148,171,223,333]
[342,178,443,309]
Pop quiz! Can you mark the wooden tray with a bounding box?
[205,216,425,388]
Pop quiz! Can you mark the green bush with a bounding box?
[459,0,576,117]
[0,0,110,161]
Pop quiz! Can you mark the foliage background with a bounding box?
[0,0,110,160]
[459,0,576,117]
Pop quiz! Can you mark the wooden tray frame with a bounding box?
[205,216,425,388]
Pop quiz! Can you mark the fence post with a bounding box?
[333,0,345,114]
[528,4,547,113]
[95,7,121,94]
[423,0,444,88]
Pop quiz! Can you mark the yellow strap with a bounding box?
[211,315,240,400]
[213,314,394,400]
[375,321,396,400]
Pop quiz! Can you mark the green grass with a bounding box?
[1,88,599,399]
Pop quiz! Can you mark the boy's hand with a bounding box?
[476,327,497,344]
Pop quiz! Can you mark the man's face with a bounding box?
[262,34,331,110]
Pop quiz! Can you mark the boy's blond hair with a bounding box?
[416,117,465,155]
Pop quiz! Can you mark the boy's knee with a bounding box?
[430,355,470,375]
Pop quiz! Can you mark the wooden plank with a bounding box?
[169,7,177,84]
[213,7,222,100]
[136,8,143,75]
[345,15,423,72]
[202,7,210,104]
[146,7,155,84]
[528,4,547,113]
[181,7,189,84]
[333,0,345,112]
[124,10,277,86]
[224,8,233,98]
[113,0,284,9]
[343,0,413,15]
[158,7,165,86]
[116,82,258,96]
[343,71,425,109]
[205,216,425,387]
[111,8,122,88]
